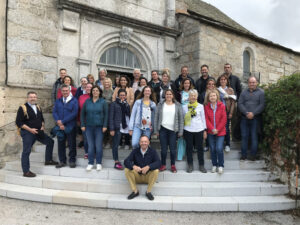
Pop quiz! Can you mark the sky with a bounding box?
[202,0,300,52]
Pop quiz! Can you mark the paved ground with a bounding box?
[0,197,299,225]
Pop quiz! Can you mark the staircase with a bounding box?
[0,139,295,211]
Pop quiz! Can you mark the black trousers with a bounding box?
[183,130,204,166]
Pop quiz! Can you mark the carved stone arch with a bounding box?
[91,31,155,80]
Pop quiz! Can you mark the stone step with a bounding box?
[28,152,265,170]
[0,170,288,197]
[0,182,294,211]
[4,161,275,182]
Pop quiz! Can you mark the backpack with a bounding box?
[17,104,41,135]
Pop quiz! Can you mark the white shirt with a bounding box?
[161,103,175,131]
[27,102,37,115]
[140,148,148,157]
[183,104,207,132]
[120,116,130,134]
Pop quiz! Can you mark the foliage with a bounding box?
[261,73,300,180]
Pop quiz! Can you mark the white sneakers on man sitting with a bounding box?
[86,164,93,171]
[225,146,230,152]
[96,164,102,171]
[211,166,217,173]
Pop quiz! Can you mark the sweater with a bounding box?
[154,100,184,135]
[80,98,108,127]
[77,94,90,122]
[124,147,161,170]
[16,103,44,130]
[109,100,130,131]
[238,88,265,117]
[182,103,207,132]
[53,96,78,130]
[204,101,227,136]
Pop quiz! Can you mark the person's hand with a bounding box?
[110,131,115,136]
[102,127,107,133]
[59,125,65,130]
[133,165,142,173]
[81,127,86,132]
[141,165,150,174]
[247,112,254,119]
[57,120,63,126]
[129,130,133,136]
[228,113,232,119]
[212,129,218,135]
[40,126,45,131]
[30,128,38,134]
[203,131,207,140]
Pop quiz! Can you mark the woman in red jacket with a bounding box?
[204,89,227,174]
[57,76,77,99]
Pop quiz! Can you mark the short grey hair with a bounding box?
[99,68,107,75]
[133,68,141,73]
[248,76,258,82]
[188,89,198,98]
[80,77,88,82]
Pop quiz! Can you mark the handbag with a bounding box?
[177,137,186,160]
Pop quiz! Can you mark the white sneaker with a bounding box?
[124,145,130,150]
[96,164,102,171]
[86,164,93,171]
[225,146,230,152]
[204,147,209,152]
[218,167,224,174]
[211,166,217,173]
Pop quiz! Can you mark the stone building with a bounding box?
[0,0,299,166]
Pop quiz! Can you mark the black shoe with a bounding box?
[45,160,59,166]
[187,164,193,173]
[248,155,256,161]
[199,165,207,173]
[69,162,76,168]
[240,156,247,161]
[78,141,84,148]
[55,163,66,168]
[23,171,36,177]
[145,192,154,201]
[127,191,139,200]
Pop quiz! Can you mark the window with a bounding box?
[243,50,251,79]
[100,47,141,69]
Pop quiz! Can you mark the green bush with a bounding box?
[261,73,300,176]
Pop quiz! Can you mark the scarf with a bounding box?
[116,98,130,129]
[184,101,198,126]
[160,82,170,100]
[217,87,237,101]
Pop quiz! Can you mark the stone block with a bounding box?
[22,70,44,86]
[53,191,109,207]
[8,9,43,29]
[59,167,109,179]
[43,177,88,192]
[5,173,43,188]
[21,55,57,73]
[0,183,7,196]
[165,36,176,52]
[269,73,280,82]
[8,37,41,54]
[62,9,80,32]
[42,40,58,57]
[87,180,130,194]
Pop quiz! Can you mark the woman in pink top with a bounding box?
[78,83,92,158]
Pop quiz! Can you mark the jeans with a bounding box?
[132,126,151,149]
[240,117,258,157]
[82,131,88,154]
[208,134,225,167]
[20,129,54,173]
[86,126,104,165]
[57,127,77,164]
[225,114,231,146]
[183,130,204,166]
[159,126,177,165]
[112,130,122,161]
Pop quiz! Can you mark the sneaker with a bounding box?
[204,147,209,152]
[211,166,217,173]
[114,162,124,170]
[124,145,130,150]
[69,162,76,168]
[44,160,58,166]
[187,164,193,173]
[225,146,230,152]
[199,165,207,173]
[218,167,224,174]
[86,164,93,171]
[96,164,102,171]
[248,155,256,161]
[240,156,247,161]
[171,165,177,173]
[84,154,88,159]
[159,165,166,171]
[23,171,36,178]
[127,191,139,200]
[145,192,154,201]
[55,163,66,168]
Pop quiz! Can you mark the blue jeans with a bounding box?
[240,117,258,158]
[159,126,177,165]
[112,130,122,161]
[57,127,77,164]
[82,131,88,154]
[132,126,151,149]
[20,129,54,173]
[86,126,104,165]
[208,134,225,167]
[225,114,231,146]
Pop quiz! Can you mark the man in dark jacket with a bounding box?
[224,63,242,99]
[51,68,67,104]
[16,92,58,177]
[175,66,195,89]
[53,84,78,168]
[148,70,161,102]
[195,64,214,102]
[124,135,161,201]
[238,76,265,161]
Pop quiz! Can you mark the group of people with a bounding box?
[16,63,265,201]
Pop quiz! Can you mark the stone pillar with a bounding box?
[77,58,91,80]
[166,0,176,28]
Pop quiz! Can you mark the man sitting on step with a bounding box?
[16,91,58,178]
[124,135,161,201]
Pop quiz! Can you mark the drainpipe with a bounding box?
[4,0,8,85]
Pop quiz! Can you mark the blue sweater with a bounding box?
[53,97,78,130]
[238,88,265,117]
[124,147,161,170]
[80,98,108,127]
